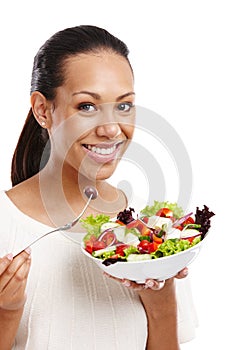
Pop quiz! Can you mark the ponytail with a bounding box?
[11,108,50,186]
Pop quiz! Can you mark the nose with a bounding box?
[96,122,121,139]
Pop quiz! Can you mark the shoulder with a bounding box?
[6,175,41,210]
[6,179,32,200]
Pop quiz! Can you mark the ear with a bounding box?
[31,91,52,128]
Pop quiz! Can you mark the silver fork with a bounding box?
[13,186,98,257]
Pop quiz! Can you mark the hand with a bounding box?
[0,250,31,311]
[104,267,188,292]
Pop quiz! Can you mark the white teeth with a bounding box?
[86,144,117,155]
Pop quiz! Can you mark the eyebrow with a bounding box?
[72,91,135,101]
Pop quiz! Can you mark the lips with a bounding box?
[82,141,123,163]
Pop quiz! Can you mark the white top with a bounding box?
[0,191,197,349]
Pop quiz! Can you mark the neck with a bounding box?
[38,160,127,221]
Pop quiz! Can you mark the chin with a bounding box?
[86,160,119,181]
[96,164,117,180]
[77,151,122,182]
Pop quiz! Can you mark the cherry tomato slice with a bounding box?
[182,217,195,226]
[138,240,150,253]
[138,240,159,254]
[156,208,173,218]
[92,241,106,251]
[148,242,159,253]
[85,242,94,254]
[142,216,149,224]
[115,244,130,257]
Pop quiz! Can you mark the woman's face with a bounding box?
[48,51,135,181]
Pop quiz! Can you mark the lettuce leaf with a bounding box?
[81,214,110,241]
[151,236,201,258]
[140,201,184,219]
[195,205,215,238]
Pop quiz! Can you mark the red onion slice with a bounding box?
[97,229,117,247]
[172,212,193,227]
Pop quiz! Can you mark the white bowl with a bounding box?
[81,238,205,283]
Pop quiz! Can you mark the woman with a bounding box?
[0,25,196,349]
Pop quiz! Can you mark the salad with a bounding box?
[81,201,215,266]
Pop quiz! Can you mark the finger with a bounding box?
[104,272,166,291]
[0,259,31,311]
[103,273,146,291]
[12,281,28,310]
[3,258,31,296]
[0,254,13,275]
[1,278,28,311]
[175,267,189,279]
[0,250,31,291]
[144,279,165,290]
[122,279,146,291]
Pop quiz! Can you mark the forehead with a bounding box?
[62,52,134,91]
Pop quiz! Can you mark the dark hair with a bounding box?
[11,25,132,186]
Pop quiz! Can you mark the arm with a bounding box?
[0,308,25,350]
[0,251,31,350]
[139,278,179,350]
[106,268,188,350]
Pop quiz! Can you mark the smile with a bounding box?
[82,141,124,163]
[85,144,116,155]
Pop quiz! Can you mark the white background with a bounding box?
[0,1,232,348]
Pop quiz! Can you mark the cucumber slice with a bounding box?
[127,254,152,262]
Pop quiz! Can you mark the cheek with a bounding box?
[121,124,135,139]
[49,114,95,152]
[66,142,83,167]
[119,110,135,138]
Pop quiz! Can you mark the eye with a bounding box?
[117,102,134,112]
[78,103,97,112]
